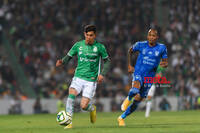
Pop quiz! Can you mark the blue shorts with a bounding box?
[132,73,153,98]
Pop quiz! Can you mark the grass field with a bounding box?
[0,111,200,133]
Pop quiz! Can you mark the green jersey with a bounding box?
[67,40,109,82]
[156,65,165,74]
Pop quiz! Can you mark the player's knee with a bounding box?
[69,88,78,96]
[80,102,88,110]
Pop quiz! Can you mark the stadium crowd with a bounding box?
[0,0,200,111]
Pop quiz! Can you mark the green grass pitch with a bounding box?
[0,111,200,133]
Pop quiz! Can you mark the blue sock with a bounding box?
[128,87,139,101]
[121,100,140,119]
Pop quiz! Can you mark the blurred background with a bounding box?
[0,0,200,115]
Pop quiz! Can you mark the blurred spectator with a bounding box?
[9,95,22,114]
[95,98,103,112]
[159,97,171,111]
[33,97,42,114]
[195,96,200,109]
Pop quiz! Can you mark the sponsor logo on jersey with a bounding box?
[142,49,146,54]
[155,51,159,56]
[148,51,152,55]
[85,53,97,56]
[93,47,97,52]
[79,46,83,50]
[143,56,156,65]
[144,77,171,84]
[80,57,97,62]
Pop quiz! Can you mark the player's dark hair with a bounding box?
[84,25,96,33]
[149,28,160,36]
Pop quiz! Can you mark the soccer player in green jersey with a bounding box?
[145,65,165,117]
[56,25,110,129]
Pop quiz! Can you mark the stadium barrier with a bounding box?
[0,96,184,115]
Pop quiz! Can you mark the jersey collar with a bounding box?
[84,40,97,45]
[147,41,157,48]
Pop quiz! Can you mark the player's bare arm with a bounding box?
[132,80,140,88]
[128,47,135,73]
[56,59,63,67]
[160,58,168,68]
[56,55,72,67]
[97,75,104,84]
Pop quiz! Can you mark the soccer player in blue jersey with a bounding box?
[118,29,168,126]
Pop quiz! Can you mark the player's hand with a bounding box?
[56,59,63,67]
[97,74,104,84]
[160,61,168,68]
[128,65,135,73]
[156,73,162,78]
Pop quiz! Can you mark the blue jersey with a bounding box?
[132,41,168,78]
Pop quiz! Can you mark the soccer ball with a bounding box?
[56,111,72,126]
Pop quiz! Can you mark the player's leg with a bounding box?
[65,77,82,129]
[64,87,77,129]
[121,94,143,119]
[81,80,97,123]
[80,96,96,123]
[145,95,152,118]
[118,94,143,126]
[80,97,95,111]
[145,84,156,118]
[66,88,78,116]
[118,81,151,126]
[121,80,141,111]
[118,80,141,126]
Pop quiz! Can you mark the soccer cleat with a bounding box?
[90,105,96,123]
[117,116,125,126]
[64,123,72,129]
[121,97,132,111]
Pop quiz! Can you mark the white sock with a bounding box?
[66,94,75,116]
[145,100,152,118]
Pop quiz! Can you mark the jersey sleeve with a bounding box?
[161,46,168,59]
[67,43,78,57]
[99,44,109,59]
[156,65,165,73]
[132,42,140,52]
